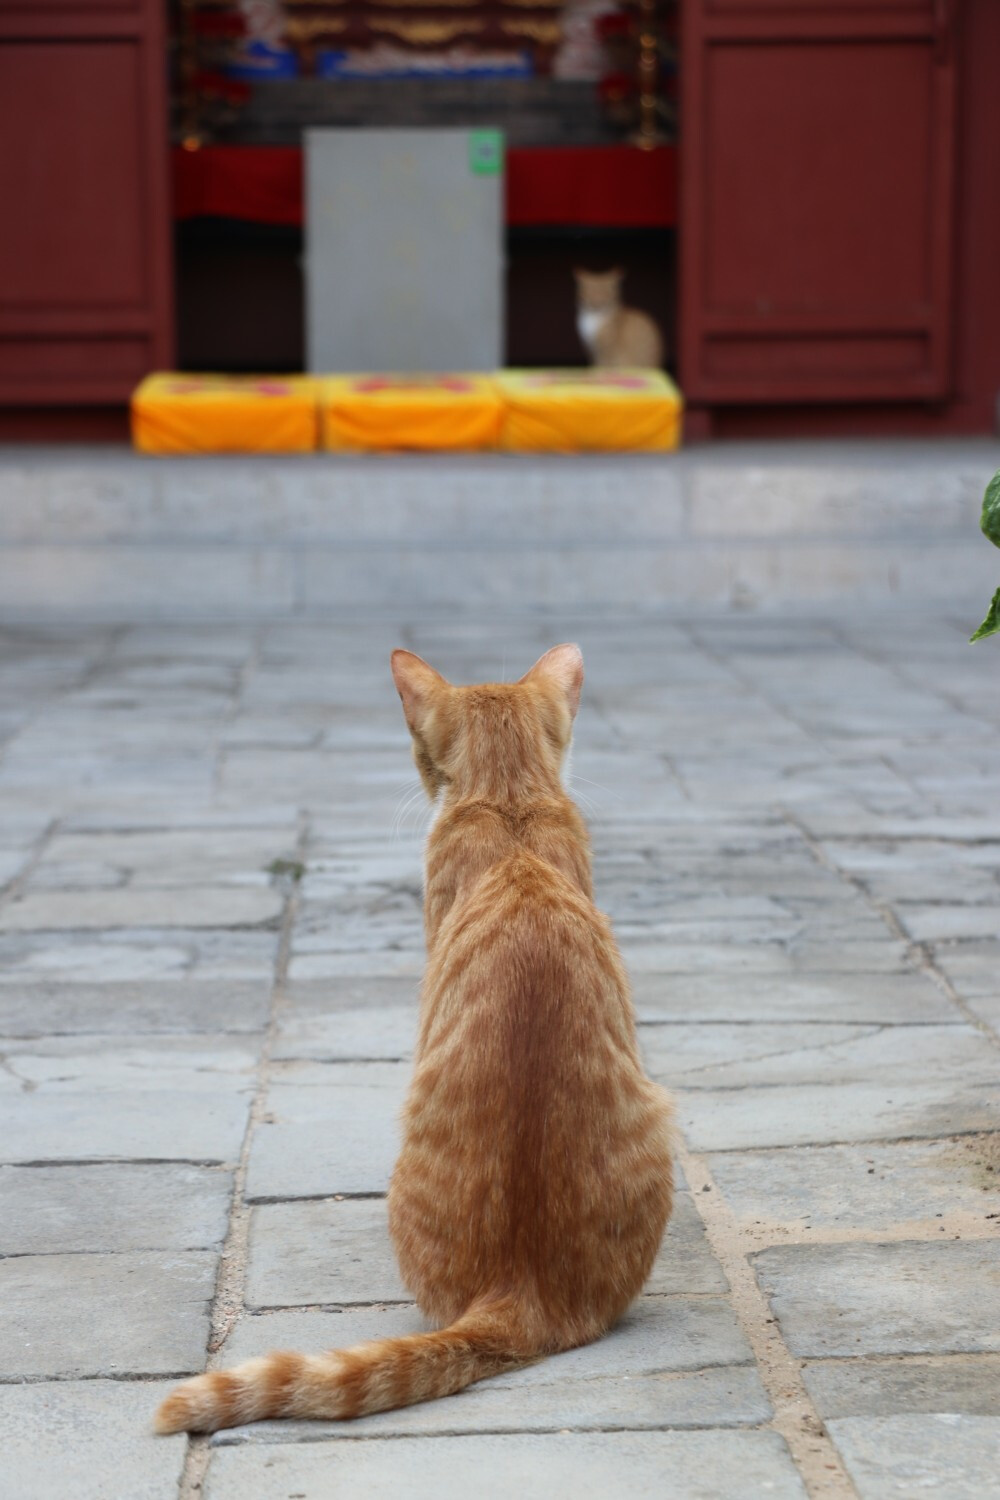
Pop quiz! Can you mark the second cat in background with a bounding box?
[574,267,664,370]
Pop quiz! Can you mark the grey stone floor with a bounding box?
[1,611,998,1499]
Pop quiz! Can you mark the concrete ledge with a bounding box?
[1,440,997,618]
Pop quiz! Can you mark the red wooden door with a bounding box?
[0,0,173,406]
[679,0,959,404]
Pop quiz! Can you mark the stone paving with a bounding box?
[1,611,998,1499]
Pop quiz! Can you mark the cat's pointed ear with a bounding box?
[390,650,448,734]
[520,643,584,719]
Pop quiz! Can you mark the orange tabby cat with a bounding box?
[155,644,674,1435]
[575,267,664,368]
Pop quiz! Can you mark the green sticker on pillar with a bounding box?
[469,130,504,176]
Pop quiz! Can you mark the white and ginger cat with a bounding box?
[575,267,664,368]
[155,644,674,1435]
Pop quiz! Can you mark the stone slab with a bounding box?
[0,849,30,887]
[34,826,298,886]
[0,886,283,930]
[0,979,271,1036]
[0,1380,187,1500]
[28,859,128,890]
[0,929,279,982]
[0,544,296,619]
[706,1140,1000,1233]
[0,1090,250,1164]
[58,802,301,832]
[836,866,1000,907]
[677,1077,1000,1151]
[753,1241,1000,1358]
[489,1295,754,1383]
[641,1021,878,1082]
[622,938,910,976]
[203,1429,808,1500]
[646,1022,994,1090]
[612,893,805,946]
[632,971,954,1025]
[246,1198,410,1307]
[897,905,1000,943]
[0,1250,216,1378]
[931,940,1000,1002]
[802,1355,1000,1418]
[0,1163,232,1253]
[229,1292,752,1381]
[827,1415,1000,1500]
[805,811,1000,843]
[245,1062,407,1199]
[2,1033,258,1092]
[292,903,423,955]
[282,976,420,1014]
[213,1366,770,1441]
[289,949,425,981]
[647,1192,728,1295]
[272,1002,416,1062]
[686,458,985,537]
[966,993,1000,1033]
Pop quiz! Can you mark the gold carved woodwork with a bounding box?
[369,15,481,41]
[499,17,559,41]
[285,15,348,38]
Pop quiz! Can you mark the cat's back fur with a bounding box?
[155,645,674,1435]
[575,267,664,369]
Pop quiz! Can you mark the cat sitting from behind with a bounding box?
[575,267,663,369]
[155,644,674,1437]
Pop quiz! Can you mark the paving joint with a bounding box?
[175,815,309,1500]
[785,809,1000,1055]
[676,1139,859,1500]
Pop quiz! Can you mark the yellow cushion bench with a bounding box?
[321,375,502,452]
[131,374,319,455]
[497,369,682,453]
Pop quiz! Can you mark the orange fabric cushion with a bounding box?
[498,369,682,453]
[131,374,319,454]
[321,375,503,452]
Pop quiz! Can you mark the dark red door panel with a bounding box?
[0,1,172,404]
[680,0,958,402]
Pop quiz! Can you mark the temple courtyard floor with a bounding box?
[2,432,1000,1500]
[1,601,998,1499]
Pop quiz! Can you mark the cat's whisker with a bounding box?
[389,777,420,808]
[394,796,424,841]
[391,784,424,839]
[402,794,433,837]
[406,795,435,838]
[568,773,625,804]
[389,791,409,836]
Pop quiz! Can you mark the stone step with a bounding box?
[1,440,997,619]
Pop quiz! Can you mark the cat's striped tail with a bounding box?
[153,1301,534,1435]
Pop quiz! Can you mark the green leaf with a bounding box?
[981,469,1000,549]
[970,586,1000,642]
